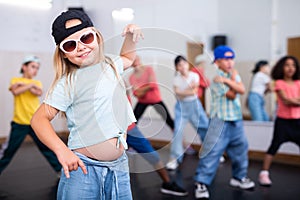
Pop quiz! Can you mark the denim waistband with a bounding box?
[70,151,130,199]
[177,98,198,104]
[74,151,129,172]
[249,91,264,97]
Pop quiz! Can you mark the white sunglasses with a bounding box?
[59,31,97,53]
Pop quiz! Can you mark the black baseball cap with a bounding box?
[51,10,94,45]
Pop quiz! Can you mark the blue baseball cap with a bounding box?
[213,45,235,61]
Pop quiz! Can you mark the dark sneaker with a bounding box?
[160,182,188,196]
[230,177,255,190]
[195,182,209,199]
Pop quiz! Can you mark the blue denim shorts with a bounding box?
[57,152,132,200]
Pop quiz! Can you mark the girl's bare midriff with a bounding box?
[75,136,126,161]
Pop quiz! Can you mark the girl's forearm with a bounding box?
[120,33,136,69]
[285,98,300,106]
[32,118,67,153]
[176,88,197,97]
[120,24,143,69]
[137,84,152,92]
[133,84,152,98]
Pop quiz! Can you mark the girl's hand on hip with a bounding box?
[122,24,144,43]
[57,149,87,178]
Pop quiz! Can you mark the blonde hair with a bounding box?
[48,27,119,96]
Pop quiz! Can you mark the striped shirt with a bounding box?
[210,69,243,121]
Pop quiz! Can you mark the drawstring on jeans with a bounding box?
[100,167,119,199]
[116,131,128,149]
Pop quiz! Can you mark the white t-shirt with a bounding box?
[250,71,271,96]
[173,71,199,101]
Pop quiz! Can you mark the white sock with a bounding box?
[260,170,269,175]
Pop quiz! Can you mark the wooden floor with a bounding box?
[0,141,299,200]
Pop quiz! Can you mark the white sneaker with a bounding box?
[258,170,272,186]
[195,182,209,199]
[166,159,178,170]
[219,156,225,163]
[230,177,255,190]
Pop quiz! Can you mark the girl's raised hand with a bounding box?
[122,24,144,43]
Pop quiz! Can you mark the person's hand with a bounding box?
[176,94,185,101]
[133,90,146,98]
[122,24,144,42]
[29,84,40,90]
[57,149,87,178]
[225,89,236,100]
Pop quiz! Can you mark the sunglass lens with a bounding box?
[62,41,77,52]
[80,32,95,44]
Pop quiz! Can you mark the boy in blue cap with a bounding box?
[194,46,255,199]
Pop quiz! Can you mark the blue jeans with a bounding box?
[127,126,160,165]
[194,119,249,185]
[57,152,132,200]
[248,92,270,121]
[170,99,209,163]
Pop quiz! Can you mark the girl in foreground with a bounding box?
[31,10,143,199]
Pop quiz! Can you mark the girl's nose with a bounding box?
[77,41,86,51]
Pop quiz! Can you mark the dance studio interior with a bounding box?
[0,0,299,199]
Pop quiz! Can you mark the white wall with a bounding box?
[277,0,300,57]
[218,0,272,61]
[218,0,300,62]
